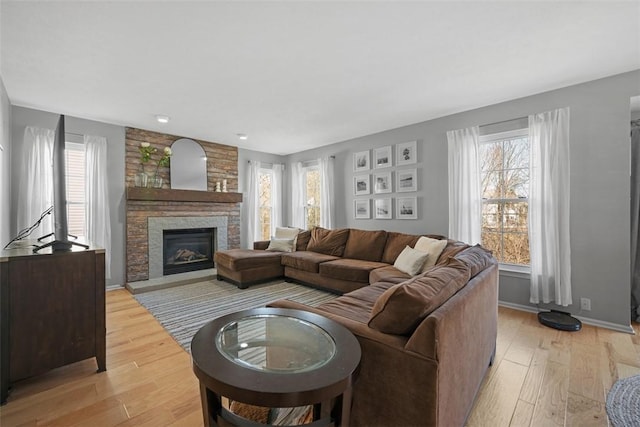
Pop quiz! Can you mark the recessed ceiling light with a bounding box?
[155,115,170,124]
[237,133,248,140]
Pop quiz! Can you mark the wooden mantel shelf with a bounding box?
[126,187,242,203]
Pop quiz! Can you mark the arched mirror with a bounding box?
[170,138,208,191]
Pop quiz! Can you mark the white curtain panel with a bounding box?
[84,135,112,279]
[271,163,284,235]
[290,161,306,229]
[319,156,334,229]
[447,126,482,245]
[18,126,54,236]
[528,107,572,306]
[245,160,261,246]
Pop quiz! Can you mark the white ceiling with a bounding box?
[2,1,639,155]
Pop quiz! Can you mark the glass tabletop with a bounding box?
[215,314,337,374]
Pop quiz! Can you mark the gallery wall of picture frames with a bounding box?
[352,141,419,220]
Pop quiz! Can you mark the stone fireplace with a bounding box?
[125,127,241,283]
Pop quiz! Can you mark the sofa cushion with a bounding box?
[369,265,412,284]
[296,230,311,251]
[368,258,471,335]
[453,245,495,278]
[414,236,448,272]
[343,229,388,262]
[306,227,350,257]
[280,251,339,273]
[215,249,283,271]
[317,282,390,323]
[320,258,389,283]
[436,240,471,265]
[393,246,430,276]
[381,232,421,264]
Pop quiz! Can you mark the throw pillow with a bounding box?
[369,258,471,335]
[306,227,350,257]
[266,238,295,252]
[275,227,300,251]
[393,246,430,276]
[414,236,448,272]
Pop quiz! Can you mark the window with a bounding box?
[258,168,273,241]
[480,129,530,266]
[65,141,86,238]
[304,166,321,229]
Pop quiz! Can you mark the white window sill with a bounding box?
[499,263,530,279]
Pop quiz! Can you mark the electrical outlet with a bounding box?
[580,298,591,311]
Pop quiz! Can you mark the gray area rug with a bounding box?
[606,374,640,427]
[133,278,338,351]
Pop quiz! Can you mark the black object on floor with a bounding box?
[537,310,582,331]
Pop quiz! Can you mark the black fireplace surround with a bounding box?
[163,228,215,275]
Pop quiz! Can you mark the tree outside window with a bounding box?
[480,131,530,265]
[258,169,273,241]
[305,167,321,229]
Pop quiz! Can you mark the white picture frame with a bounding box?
[353,150,370,171]
[396,140,417,165]
[375,198,392,219]
[374,172,392,194]
[396,168,417,192]
[354,199,371,219]
[397,197,417,219]
[354,174,370,195]
[374,146,392,169]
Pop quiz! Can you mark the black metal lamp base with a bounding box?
[537,310,582,331]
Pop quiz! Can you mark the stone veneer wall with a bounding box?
[125,127,240,283]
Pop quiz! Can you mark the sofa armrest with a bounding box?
[253,240,270,250]
[267,299,410,354]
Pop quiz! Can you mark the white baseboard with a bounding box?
[498,300,635,334]
[107,284,125,291]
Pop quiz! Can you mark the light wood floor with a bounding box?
[1,289,638,426]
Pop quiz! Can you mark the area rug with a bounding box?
[133,278,338,351]
[606,374,640,427]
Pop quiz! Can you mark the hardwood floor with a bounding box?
[1,289,638,426]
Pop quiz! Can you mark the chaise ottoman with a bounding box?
[214,249,284,289]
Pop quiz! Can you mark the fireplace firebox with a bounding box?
[163,228,215,275]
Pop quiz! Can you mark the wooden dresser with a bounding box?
[0,242,106,404]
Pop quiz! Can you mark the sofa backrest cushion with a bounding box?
[436,240,470,265]
[368,258,471,335]
[296,230,311,251]
[306,227,350,257]
[343,228,388,261]
[453,245,495,278]
[381,232,421,264]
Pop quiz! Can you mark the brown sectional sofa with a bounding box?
[214,227,498,426]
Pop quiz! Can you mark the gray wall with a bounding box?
[238,147,288,249]
[0,76,11,248]
[287,70,640,330]
[10,106,126,287]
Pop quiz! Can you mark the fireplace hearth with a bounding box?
[163,228,215,275]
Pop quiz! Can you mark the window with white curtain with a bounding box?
[258,168,273,241]
[480,128,530,266]
[65,141,86,238]
[304,166,321,229]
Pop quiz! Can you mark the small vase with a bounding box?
[150,176,163,188]
[134,172,148,187]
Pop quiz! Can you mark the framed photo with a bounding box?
[354,150,370,171]
[354,199,370,219]
[397,197,417,219]
[374,146,392,169]
[374,198,392,219]
[396,140,417,165]
[354,174,370,195]
[374,172,392,194]
[396,168,417,192]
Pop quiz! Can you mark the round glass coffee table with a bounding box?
[191,307,361,427]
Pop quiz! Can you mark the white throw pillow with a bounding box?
[275,227,300,251]
[414,236,448,272]
[266,238,295,252]
[393,246,430,276]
